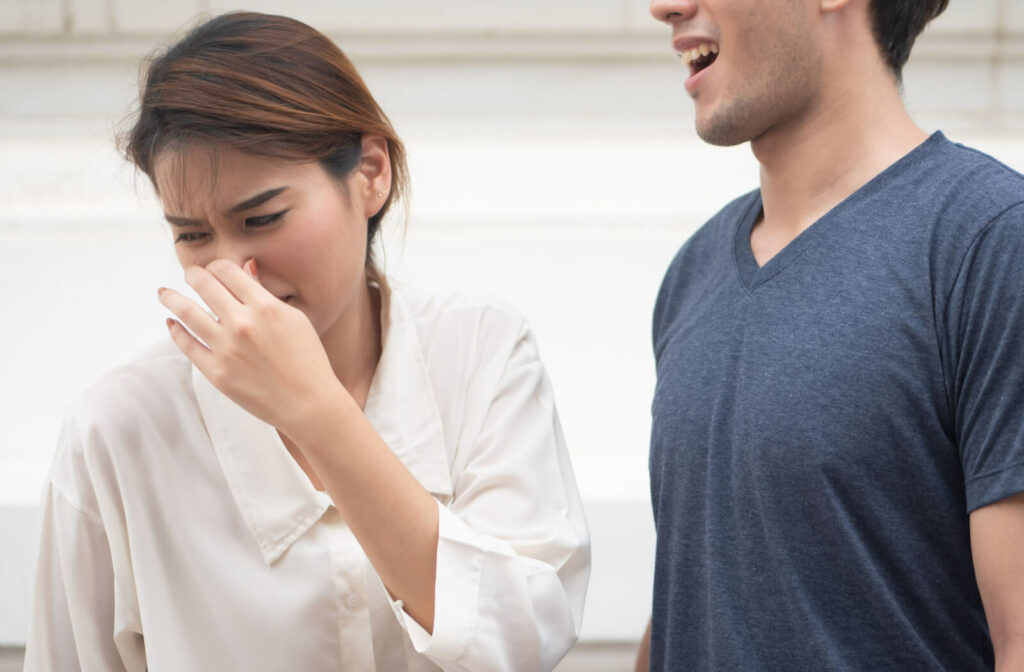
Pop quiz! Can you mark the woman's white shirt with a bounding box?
[24,283,590,672]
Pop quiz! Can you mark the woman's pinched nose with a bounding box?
[195,238,256,272]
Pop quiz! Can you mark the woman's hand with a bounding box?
[161,259,440,633]
[158,258,343,436]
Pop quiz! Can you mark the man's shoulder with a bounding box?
[673,188,758,255]
[894,134,1024,261]
[652,189,759,346]
[699,188,762,239]
[910,133,1024,221]
[661,188,760,282]
[938,136,1024,188]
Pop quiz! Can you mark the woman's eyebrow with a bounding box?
[165,214,202,227]
[163,187,290,226]
[228,186,288,214]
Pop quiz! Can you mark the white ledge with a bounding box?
[0,30,1021,66]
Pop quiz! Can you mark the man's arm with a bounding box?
[634,617,651,672]
[970,492,1024,671]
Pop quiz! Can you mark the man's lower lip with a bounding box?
[685,65,711,95]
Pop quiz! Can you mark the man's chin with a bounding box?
[695,107,760,147]
[696,122,753,147]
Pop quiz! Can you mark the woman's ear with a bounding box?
[358,135,392,219]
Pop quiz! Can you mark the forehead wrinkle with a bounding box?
[155,143,222,220]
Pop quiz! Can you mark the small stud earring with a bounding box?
[377,192,384,199]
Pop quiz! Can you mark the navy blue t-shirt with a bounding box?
[649,132,1024,671]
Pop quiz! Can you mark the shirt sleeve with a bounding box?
[946,203,1024,511]
[388,321,591,671]
[23,416,146,672]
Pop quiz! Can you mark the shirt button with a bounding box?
[346,594,361,609]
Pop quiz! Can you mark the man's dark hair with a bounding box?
[868,0,950,80]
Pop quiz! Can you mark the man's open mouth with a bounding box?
[681,43,719,76]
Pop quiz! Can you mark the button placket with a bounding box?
[323,509,375,668]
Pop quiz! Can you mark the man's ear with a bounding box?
[358,135,392,218]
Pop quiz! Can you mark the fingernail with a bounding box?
[165,318,175,329]
[245,258,259,278]
[157,287,166,297]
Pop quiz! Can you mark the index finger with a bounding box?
[184,265,243,320]
[205,258,270,306]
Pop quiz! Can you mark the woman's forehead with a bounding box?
[153,145,331,213]
[152,144,225,210]
[153,146,280,209]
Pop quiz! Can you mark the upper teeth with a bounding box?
[680,43,719,64]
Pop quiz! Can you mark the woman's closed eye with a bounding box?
[246,210,288,227]
[175,231,209,244]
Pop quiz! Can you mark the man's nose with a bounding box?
[650,0,698,24]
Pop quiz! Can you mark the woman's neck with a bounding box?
[320,279,382,410]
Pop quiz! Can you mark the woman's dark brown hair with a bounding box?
[122,11,408,265]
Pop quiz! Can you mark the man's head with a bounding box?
[867,0,949,82]
[650,0,826,146]
[650,0,949,146]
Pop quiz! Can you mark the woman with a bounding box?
[24,12,589,671]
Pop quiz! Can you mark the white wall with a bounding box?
[2,0,1023,646]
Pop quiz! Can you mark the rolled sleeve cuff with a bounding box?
[386,501,491,662]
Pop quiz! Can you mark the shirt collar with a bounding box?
[192,282,452,566]
[363,283,453,498]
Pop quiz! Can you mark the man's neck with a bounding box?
[748,71,929,266]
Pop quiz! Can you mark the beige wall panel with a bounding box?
[110,0,204,33]
[0,0,63,35]
[207,0,624,35]
[68,0,112,34]
[928,0,999,35]
[1006,0,1024,33]
[903,59,997,114]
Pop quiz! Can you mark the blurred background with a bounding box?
[1,0,1022,667]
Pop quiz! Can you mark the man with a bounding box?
[637,0,1024,669]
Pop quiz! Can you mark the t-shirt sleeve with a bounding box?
[946,202,1024,511]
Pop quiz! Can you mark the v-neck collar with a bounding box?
[733,131,946,292]
[192,282,453,566]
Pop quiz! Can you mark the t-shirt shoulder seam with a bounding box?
[952,143,1024,182]
[940,200,1024,312]
[934,200,1024,417]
